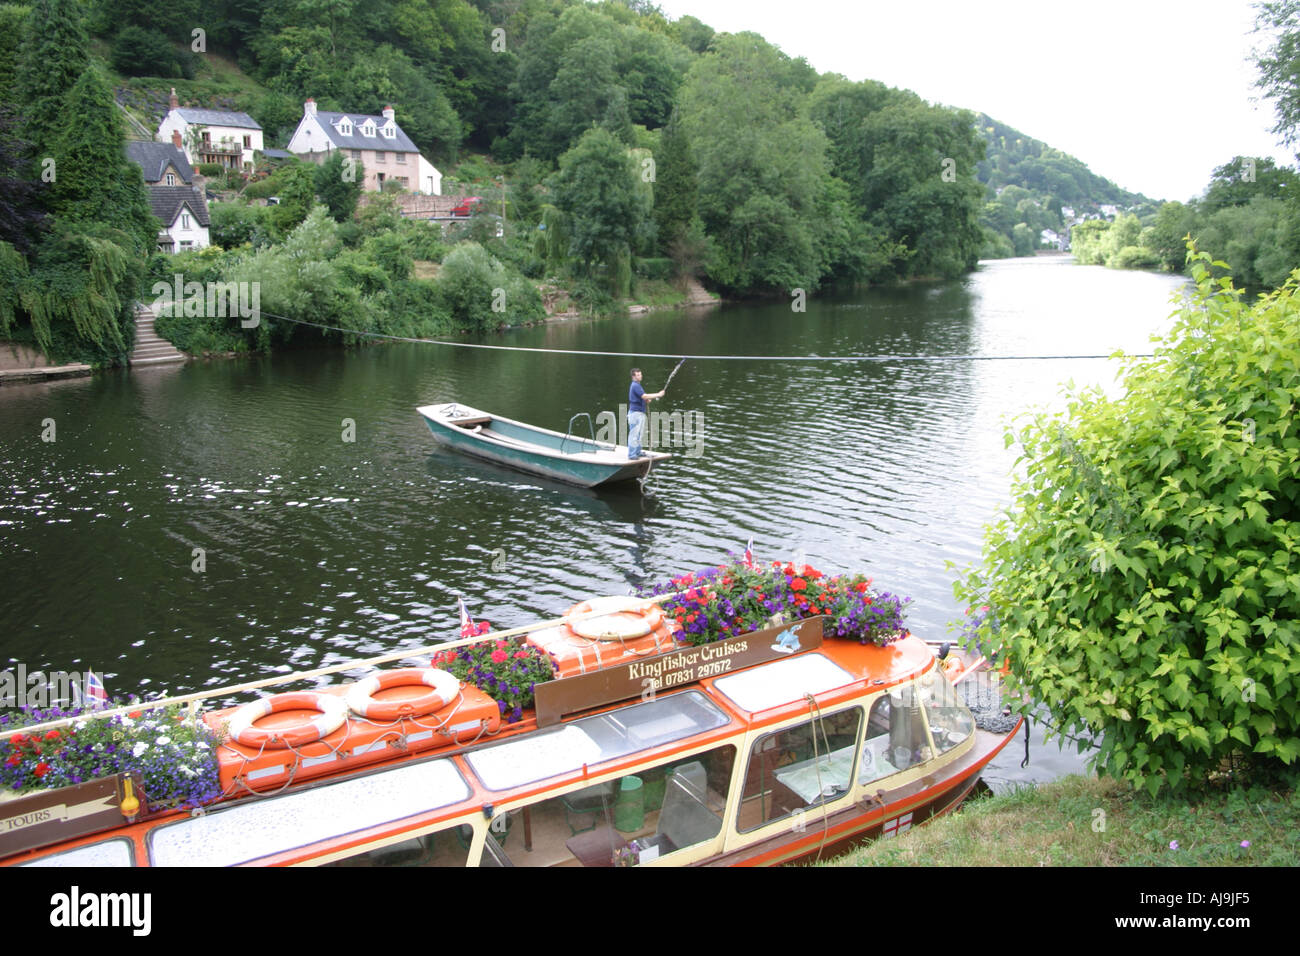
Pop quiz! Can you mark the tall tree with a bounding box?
[13,0,90,160]
[47,65,156,252]
[551,126,648,289]
[1255,0,1300,145]
[652,109,696,249]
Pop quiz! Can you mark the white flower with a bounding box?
[74,720,87,731]
[155,736,171,747]
[131,742,148,758]
[120,717,134,728]
[194,742,209,751]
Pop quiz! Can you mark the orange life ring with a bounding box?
[567,596,665,641]
[227,692,350,750]
[345,668,460,721]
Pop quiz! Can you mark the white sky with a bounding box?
[654,0,1295,202]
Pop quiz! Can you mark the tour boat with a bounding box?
[0,594,1023,868]
[417,401,671,488]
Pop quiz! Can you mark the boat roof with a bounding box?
[4,616,940,866]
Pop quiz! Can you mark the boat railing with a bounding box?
[9,594,683,739]
[561,412,604,455]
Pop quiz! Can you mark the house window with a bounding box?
[351,150,363,160]
[361,122,375,137]
[339,120,352,135]
[180,240,193,251]
[375,151,386,163]
[243,135,251,148]
[181,212,191,229]
[202,130,211,144]
[166,173,176,185]
[395,152,406,164]
[382,126,396,139]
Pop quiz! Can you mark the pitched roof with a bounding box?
[147,186,210,229]
[174,107,262,130]
[125,141,194,184]
[310,110,419,153]
[259,148,294,160]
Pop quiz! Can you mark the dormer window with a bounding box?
[382,125,396,139]
[338,119,352,136]
[166,172,177,185]
[361,121,375,137]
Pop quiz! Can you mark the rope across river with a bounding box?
[252,309,1154,362]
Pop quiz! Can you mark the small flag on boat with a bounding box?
[458,597,476,638]
[882,812,913,839]
[84,670,108,708]
[743,538,754,568]
[458,598,491,638]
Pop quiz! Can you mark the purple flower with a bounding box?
[1240,840,1250,849]
[1169,840,1179,851]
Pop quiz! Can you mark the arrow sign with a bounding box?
[0,774,140,860]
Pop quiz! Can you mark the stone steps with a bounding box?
[130,307,187,367]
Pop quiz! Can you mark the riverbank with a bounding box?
[824,774,1299,867]
[0,342,94,386]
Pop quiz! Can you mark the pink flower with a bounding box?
[491,650,508,664]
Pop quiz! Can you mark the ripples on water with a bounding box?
[1,257,1186,734]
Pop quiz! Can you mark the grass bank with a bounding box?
[825,774,1298,867]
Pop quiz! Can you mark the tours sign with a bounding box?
[534,616,824,725]
[0,772,142,859]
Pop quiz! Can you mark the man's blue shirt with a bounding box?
[629,381,646,413]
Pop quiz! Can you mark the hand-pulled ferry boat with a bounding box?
[1,588,1023,868]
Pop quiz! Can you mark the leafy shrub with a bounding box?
[955,247,1300,795]
[1111,244,1160,270]
[634,257,674,280]
[196,163,225,178]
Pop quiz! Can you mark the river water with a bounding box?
[0,255,1188,787]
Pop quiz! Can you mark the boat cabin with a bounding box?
[9,623,1005,868]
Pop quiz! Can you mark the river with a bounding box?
[0,255,1188,787]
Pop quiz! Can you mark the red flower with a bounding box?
[33,762,50,778]
[790,578,807,591]
[4,755,18,767]
[687,612,698,623]
[491,650,508,664]
[513,650,529,659]
[44,731,60,742]
[476,621,492,635]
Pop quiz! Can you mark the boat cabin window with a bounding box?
[147,758,469,866]
[20,838,135,867]
[857,675,975,785]
[474,745,736,867]
[464,691,729,791]
[738,707,862,832]
[322,822,474,868]
[923,672,974,755]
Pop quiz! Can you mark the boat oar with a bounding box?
[639,359,685,494]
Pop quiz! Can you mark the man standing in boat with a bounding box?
[627,368,664,459]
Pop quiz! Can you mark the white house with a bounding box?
[286,99,441,196]
[156,89,263,172]
[125,141,211,253]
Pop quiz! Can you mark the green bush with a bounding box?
[1111,244,1160,270]
[196,163,225,178]
[110,26,181,79]
[634,257,674,280]
[955,247,1300,795]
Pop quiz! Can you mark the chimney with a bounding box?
[172,130,182,149]
[305,98,317,117]
[382,105,395,123]
[169,88,178,110]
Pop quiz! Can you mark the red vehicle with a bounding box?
[451,196,483,217]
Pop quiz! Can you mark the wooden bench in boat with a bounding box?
[449,416,493,428]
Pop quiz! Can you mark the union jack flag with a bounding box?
[458,597,491,638]
[743,538,754,568]
[84,670,108,708]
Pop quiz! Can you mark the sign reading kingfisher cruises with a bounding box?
[534,616,824,726]
[0,773,141,859]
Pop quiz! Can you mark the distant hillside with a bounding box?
[974,112,1156,257]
